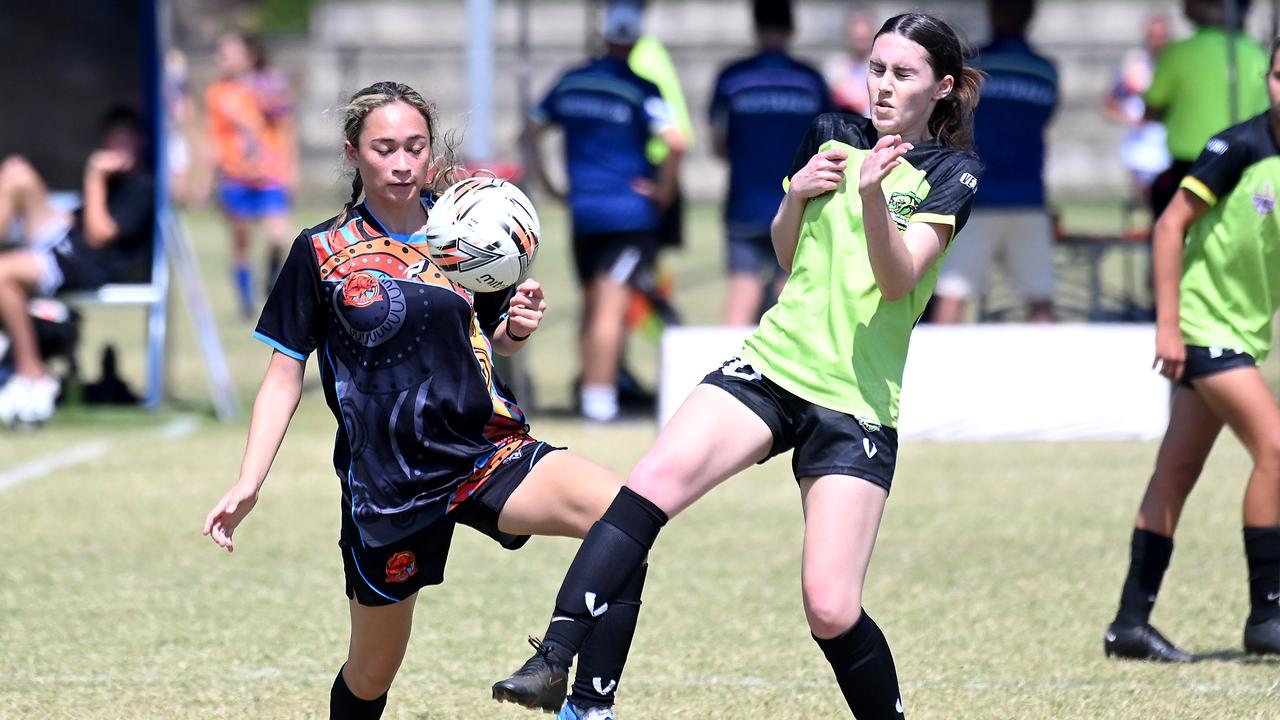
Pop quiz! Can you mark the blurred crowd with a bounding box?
[0,0,1271,427]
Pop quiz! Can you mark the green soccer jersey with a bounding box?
[1145,27,1270,163]
[1176,111,1280,361]
[739,114,981,427]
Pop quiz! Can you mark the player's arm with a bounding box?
[80,150,134,248]
[1151,190,1209,381]
[650,125,686,207]
[492,279,546,356]
[524,121,566,203]
[859,135,952,300]
[771,148,847,272]
[204,351,305,552]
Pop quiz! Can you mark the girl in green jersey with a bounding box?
[1105,38,1280,662]
[494,14,982,719]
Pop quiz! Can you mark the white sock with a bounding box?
[580,384,618,422]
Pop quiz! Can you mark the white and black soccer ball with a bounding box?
[424,176,540,292]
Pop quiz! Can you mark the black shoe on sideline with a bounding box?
[1104,622,1197,663]
[491,637,569,713]
[1244,617,1280,655]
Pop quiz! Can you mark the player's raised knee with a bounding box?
[342,659,400,700]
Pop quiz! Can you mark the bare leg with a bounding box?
[1192,367,1280,527]
[0,251,48,378]
[724,272,764,326]
[0,156,66,243]
[1135,386,1224,535]
[930,294,967,324]
[343,595,417,701]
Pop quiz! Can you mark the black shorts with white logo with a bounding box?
[1180,344,1257,388]
[571,230,658,287]
[700,357,899,492]
[339,439,561,606]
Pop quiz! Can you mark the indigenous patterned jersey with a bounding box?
[254,201,525,547]
[1177,111,1280,361]
[740,113,981,427]
[205,78,292,186]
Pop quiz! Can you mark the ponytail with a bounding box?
[930,66,984,150]
[334,173,364,227]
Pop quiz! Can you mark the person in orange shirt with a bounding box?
[201,31,297,318]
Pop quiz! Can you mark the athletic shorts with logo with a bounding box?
[701,357,898,492]
[571,230,658,287]
[341,437,561,606]
[1179,344,1257,388]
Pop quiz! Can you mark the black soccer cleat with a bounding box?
[1104,622,1197,663]
[1244,617,1280,655]
[491,636,569,713]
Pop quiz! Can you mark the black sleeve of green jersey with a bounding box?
[912,154,982,237]
[1180,131,1255,206]
[788,113,877,179]
[254,232,325,361]
[474,286,517,338]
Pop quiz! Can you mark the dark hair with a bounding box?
[989,0,1035,32]
[753,0,793,32]
[1271,35,1280,65]
[335,81,462,226]
[99,106,145,138]
[875,13,983,149]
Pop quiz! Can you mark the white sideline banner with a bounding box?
[659,324,1171,442]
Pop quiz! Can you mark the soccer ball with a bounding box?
[424,176,540,292]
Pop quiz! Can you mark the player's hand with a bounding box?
[859,135,913,195]
[85,149,134,178]
[1154,324,1186,381]
[631,177,674,209]
[203,480,261,553]
[788,148,847,200]
[506,279,546,339]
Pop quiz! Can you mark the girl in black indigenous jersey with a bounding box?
[1104,40,1280,662]
[203,82,647,720]
[496,14,983,719]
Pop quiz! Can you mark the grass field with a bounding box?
[2,202,1279,719]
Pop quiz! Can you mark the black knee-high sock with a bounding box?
[330,666,387,720]
[541,487,667,666]
[1114,528,1174,627]
[570,563,648,709]
[813,610,905,720]
[1244,526,1280,624]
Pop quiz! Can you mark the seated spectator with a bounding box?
[0,107,154,427]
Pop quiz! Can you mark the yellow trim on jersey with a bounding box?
[1180,176,1219,206]
[910,212,956,227]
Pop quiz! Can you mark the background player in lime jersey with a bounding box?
[1104,39,1280,663]
[709,0,831,325]
[494,14,982,719]
[203,82,649,720]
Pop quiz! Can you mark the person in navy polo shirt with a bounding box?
[932,0,1058,324]
[528,1,685,422]
[709,0,831,325]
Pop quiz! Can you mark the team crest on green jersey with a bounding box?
[888,191,922,230]
[1253,181,1275,215]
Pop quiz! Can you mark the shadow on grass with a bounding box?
[1196,649,1280,665]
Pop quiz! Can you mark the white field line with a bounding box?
[4,671,1278,696]
[0,417,197,493]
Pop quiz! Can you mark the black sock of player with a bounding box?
[1114,528,1174,627]
[1244,526,1280,624]
[570,563,648,708]
[330,665,387,720]
[813,610,905,720]
[541,487,667,667]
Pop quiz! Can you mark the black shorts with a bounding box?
[657,187,684,249]
[571,230,658,287]
[1179,344,1257,388]
[726,225,784,277]
[700,357,899,492]
[340,439,561,606]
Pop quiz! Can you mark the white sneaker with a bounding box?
[580,385,619,423]
[0,375,59,427]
